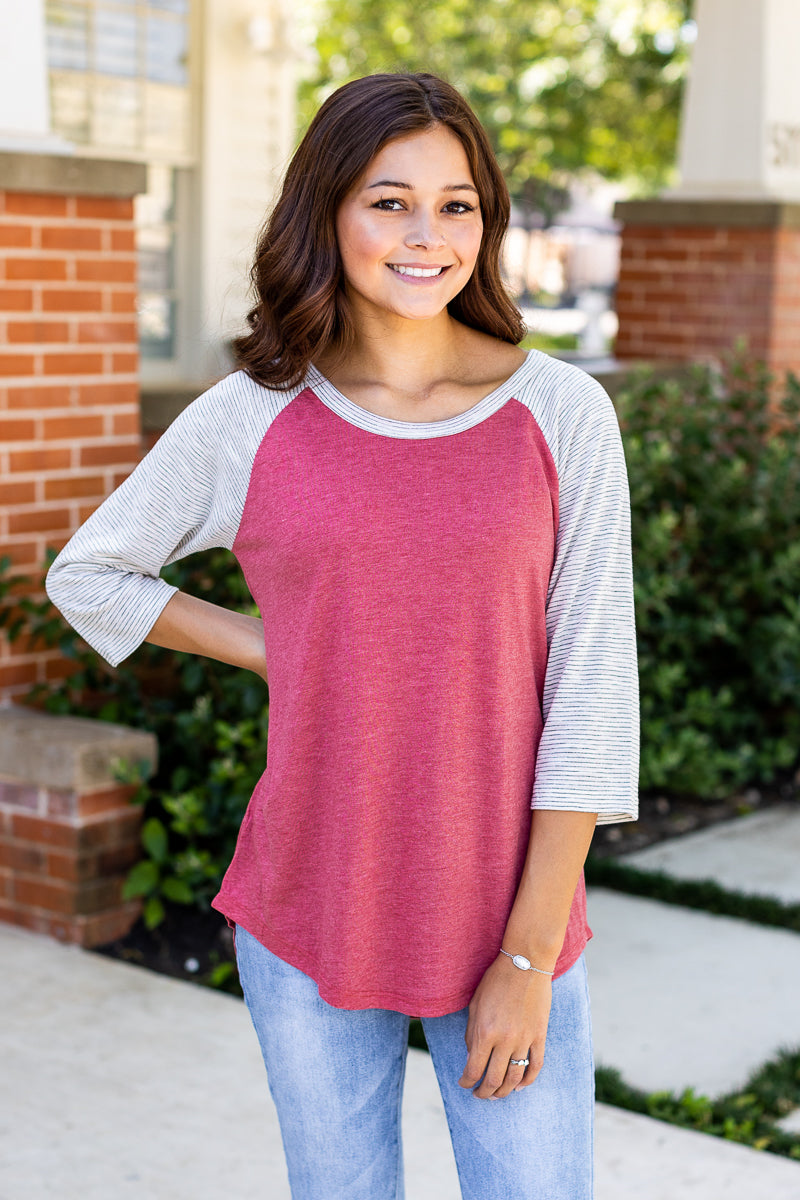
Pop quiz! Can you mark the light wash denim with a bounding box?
[234,923,594,1200]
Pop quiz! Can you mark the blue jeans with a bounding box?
[234,923,594,1199]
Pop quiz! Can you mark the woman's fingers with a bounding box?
[481,1049,530,1099]
[458,956,552,1097]
[515,1045,546,1090]
[457,1034,488,1090]
[467,1045,507,1098]
[460,1038,542,1099]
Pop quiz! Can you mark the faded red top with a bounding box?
[214,383,581,1015]
[45,351,639,1017]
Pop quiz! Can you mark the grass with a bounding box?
[596,1048,800,1161]
[406,855,800,1160]
[521,330,580,353]
[410,1011,800,1161]
[581,847,800,1156]
[584,854,800,934]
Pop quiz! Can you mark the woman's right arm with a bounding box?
[45,380,264,676]
[146,591,267,682]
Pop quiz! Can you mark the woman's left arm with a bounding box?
[459,371,640,1099]
[458,809,597,1099]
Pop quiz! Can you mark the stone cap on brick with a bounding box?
[0,152,147,198]
[614,198,800,230]
[0,706,157,792]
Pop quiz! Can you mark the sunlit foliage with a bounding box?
[299,0,696,216]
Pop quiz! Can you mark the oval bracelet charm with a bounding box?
[498,947,555,976]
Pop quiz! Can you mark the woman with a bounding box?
[46,72,638,1199]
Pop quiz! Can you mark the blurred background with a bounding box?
[298,0,697,363]
[6,0,696,393]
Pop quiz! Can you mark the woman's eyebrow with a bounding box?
[363,179,479,194]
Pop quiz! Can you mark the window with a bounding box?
[136,164,179,361]
[45,0,192,163]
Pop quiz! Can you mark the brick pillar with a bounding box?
[613,200,800,379]
[0,707,156,946]
[0,152,147,704]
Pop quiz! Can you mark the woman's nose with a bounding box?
[405,213,447,249]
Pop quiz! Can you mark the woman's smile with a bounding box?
[386,262,454,282]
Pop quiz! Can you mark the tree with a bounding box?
[300,0,696,219]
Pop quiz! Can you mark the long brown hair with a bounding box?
[233,72,526,389]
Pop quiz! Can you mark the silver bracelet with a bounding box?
[499,948,555,976]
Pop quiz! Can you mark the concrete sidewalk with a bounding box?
[2,923,800,1199]
[585,887,800,1095]
[621,803,800,904]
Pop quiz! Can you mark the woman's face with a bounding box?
[334,123,484,324]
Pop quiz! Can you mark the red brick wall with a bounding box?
[615,224,775,362]
[769,227,800,379]
[613,202,800,383]
[0,780,143,946]
[0,705,156,947]
[0,189,142,703]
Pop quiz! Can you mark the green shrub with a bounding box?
[618,346,800,796]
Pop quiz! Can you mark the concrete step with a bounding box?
[585,887,800,1096]
[594,1103,800,1199]
[1,923,799,1198]
[618,804,800,903]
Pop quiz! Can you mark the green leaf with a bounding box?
[121,859,160,899]
[208,961,236,988]
[141,817,168,864]
[142,894,166,930]
[161,876,194,904]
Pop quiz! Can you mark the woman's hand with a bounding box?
[458,809,597,1100]
[458,953,553,1099]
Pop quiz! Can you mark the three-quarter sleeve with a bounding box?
[531,375,639,825]
[45,387,244,670]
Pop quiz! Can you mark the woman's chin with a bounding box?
[372,295,459,324]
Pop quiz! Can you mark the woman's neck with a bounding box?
[313,290,527,418]
[318,307,468,395]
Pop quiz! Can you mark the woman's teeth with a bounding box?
[388,265,446,277]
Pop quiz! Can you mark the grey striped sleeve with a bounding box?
[45,371,297,669]
[518,358,640,825]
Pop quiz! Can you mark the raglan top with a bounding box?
[45,348,639,1016]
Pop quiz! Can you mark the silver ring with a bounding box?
[509,1057,529,1067]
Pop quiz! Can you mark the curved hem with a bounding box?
[212,895,591,1017]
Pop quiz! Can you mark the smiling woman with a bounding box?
[232,72,526,395]
[44,71,639,1200]
[314,121,529,422]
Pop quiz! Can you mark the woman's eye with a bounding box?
[370,198,477,214]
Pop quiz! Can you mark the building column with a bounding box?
[613,199,800,378]
[187,0,298,384]
[0,707,156,946]
[0,154,147,704]
[613,0,800,378]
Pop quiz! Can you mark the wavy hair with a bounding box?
[233,72,526,389]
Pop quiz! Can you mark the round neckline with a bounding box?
[304,349,539,440]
